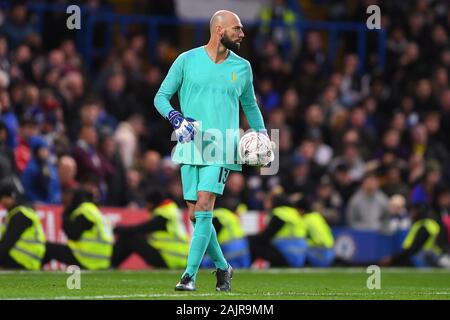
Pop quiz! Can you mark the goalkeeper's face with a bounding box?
[220,25,244,52]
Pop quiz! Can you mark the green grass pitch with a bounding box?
[0,268,449,300]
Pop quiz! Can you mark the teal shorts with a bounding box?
[180,164,231,201]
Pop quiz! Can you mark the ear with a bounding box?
[216,25,224,37]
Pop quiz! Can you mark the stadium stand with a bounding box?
[0,0,449,268]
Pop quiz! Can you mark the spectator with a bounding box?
[21,136,60,204]
[0,121,17,182]
[298,31,327,75]
[70,97,116,142]
[71,125,114,202]
[319,85,344,124]
[14,116,38,173]
[346,172,389,231]
[221,172,247,214]
[410,160,443,205]
[329,144,365,183]
[0,3,35,49]
[258,78,280,113]
[413,79,438,113]
[340,54,370,107]
[98,128,127,207]
[387,194,411,233]
[0,88,18,149]
[101,68,140,121]
[373,128,409,161]
[140,150,162,187]
[310,175,343,225]
[58,71,85,123]
[57,155,77,192]
[0,35,11,72]
[125,167,146,208]
[114,114,145,169]
[380,163,409,198]
[281,154,314,196]
[332,163,358,206]
[160,156,179,182]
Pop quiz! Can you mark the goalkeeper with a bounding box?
[154,10,269,291]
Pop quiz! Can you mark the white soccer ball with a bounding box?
[238,131,275,166]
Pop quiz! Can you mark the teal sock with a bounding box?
[183,212,213,281]
[192,219,228,271]
[206,227,229,271]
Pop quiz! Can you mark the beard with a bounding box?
[220,32,241,52]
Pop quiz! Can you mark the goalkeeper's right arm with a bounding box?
[154,53,185,119]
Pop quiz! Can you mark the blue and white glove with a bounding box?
[167,110,199,143]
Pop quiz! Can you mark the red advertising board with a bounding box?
[1,205,266,270]
[1,205,152,270]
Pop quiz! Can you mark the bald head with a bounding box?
[209,10,244,51]
[210,10,239,32]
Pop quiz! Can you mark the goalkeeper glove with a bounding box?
[167,110,199,143]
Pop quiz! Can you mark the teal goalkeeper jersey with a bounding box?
[154,46,266,171]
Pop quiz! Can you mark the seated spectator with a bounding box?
[310,175,343,225]
[387,194,411,233]
[98,128,127,207]
[340,54,370,108]
[125,167,146,208]
[71,125,114,202]
[139,150,163,187]
[14,116,39,174]
[329,144,366,183]
[0,121,17,182]
[69,97,116,142]
[21,136,60,204]
[331,163,358,206]
[346,172,389,231]
[0,88,18,149]
[220,172,248,215]
[410,160,443,205]
[380,163,409,198]
[0,2,36,49]
[57,155,77,193]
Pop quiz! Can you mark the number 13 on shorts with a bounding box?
[181,165,232,201]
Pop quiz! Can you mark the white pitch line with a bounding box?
[4,291,450,300]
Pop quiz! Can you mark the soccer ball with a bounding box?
[238,131,275,166]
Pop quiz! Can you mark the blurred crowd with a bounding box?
[0,0,449,237]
